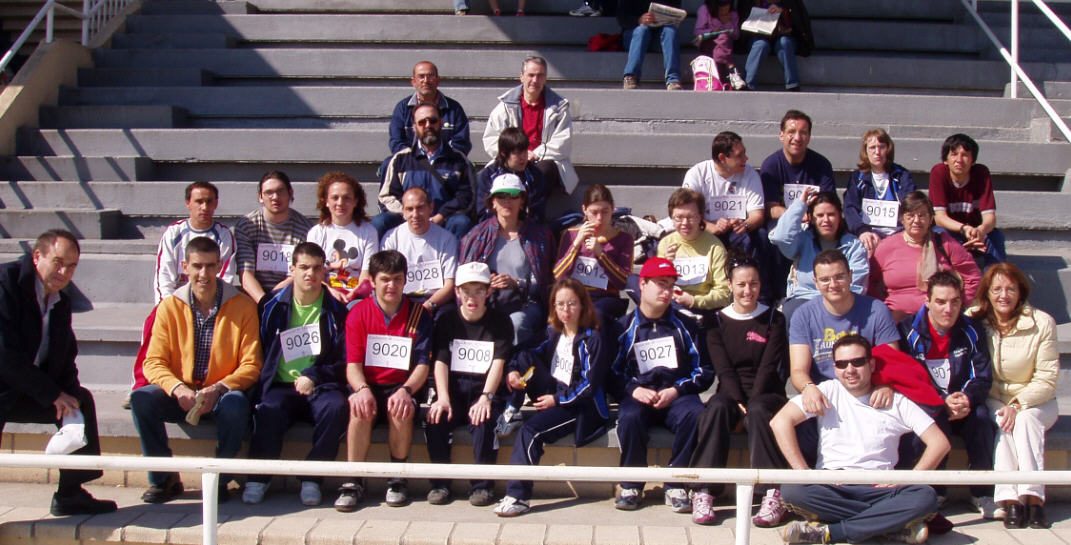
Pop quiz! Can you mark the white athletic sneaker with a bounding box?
[242,481,268,504]
[664,487,692,513]
[971,495,1004,520]
[569,4,600,16]
[494,495,531,516]
[300,481,322,506]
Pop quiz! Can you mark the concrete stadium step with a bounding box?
[55,86,1053,141]
[119,14,984,54]
[75,67,214,87]
[0,209,121,239]
[38,105,189,129]
[0,156,154,182]
[139,0,256,14]
[88,47,1041,93]
[110,32,237,50]
[0,482,1065,545]
[240,0,962,19]
[14,128,1071,181]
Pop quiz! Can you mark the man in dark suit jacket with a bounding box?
[0,229,116,516]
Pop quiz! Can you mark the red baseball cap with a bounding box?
[639,257,678,279]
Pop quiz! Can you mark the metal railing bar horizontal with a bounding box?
[961,0,1071,142]
[1,454,1068,545]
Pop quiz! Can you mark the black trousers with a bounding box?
[0,386,103,491]
[689,391,788,495]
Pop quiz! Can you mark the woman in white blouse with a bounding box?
[969,262,1058,529]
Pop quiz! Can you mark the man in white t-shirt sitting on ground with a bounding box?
[381,187,459,318]
[770,334,949,544]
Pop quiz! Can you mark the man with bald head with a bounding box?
[389,61,471,156]
[0,229,117,515]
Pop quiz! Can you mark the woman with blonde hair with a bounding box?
[842,129,916,256]
[969,263,1058,529]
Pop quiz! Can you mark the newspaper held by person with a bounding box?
[648,2,686,26]
[741,6,779,35]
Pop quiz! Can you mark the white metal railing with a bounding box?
[963,0,1071,142]
[0,0,135,79]
[0,454,1068,545]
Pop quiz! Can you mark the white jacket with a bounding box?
[482,85,578,193]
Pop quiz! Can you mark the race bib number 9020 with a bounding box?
[365,334,413,370]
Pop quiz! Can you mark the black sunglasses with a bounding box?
[833,357,868,369]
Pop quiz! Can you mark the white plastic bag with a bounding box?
[45,410,88,455]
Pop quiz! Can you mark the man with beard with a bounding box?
[374,102,476,240]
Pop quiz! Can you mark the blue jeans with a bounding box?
[453,0,468,10]
[622,24,681,84]
[130,384,251,487]
[744,34,800,90]
[951,227,1006,269]
[781,484,937,543]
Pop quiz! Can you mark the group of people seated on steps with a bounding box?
[0,55,1056,545]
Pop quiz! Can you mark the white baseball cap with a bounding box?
[455,262,492,286]
[490,173,525,196]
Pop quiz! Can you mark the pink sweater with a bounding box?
[869,231,981,316]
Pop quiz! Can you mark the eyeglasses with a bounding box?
[493,193,522,200]
[416,117,440,126]
[554,301,579,310]
[989,286,1019,295]
[671,214,700,224]
[459,287,488,299]
[901,212,930,222]
[815,273,849,285]
[833,357,868,369]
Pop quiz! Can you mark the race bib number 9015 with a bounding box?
[861,198,899,228]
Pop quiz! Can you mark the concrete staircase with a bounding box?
[0,0,1070,500]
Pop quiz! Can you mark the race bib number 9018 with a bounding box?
[257,243,294,274]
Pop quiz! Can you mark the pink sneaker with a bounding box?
[692,491,716,525]
[753,488,787,527]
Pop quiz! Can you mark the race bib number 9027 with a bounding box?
[633,336,678,374]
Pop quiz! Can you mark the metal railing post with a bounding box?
[1011,0,1020,98]
[202,472,219,545]
[45,2,54,44]
[81,0,90,46]
[735,483,754,545]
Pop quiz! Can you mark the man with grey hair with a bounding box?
[0,229,117,516]
[483,56,577,198]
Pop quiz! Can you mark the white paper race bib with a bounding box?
[365,334,413,370]
[405,259,444,293]
[861,198,899,228]
[925,358,951,392]
[551,338,575,384]
[706,195,747,221]
[280,323,321,363]
[633,336,678,374]
[257,243,294,274]
[450,339,494,375]
[573,256,609,290]
[783,184,820,208]
[673,256,708,286]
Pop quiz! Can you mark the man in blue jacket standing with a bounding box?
[898,270,997,516]
[611,257,713,513]
[243,242,350,506]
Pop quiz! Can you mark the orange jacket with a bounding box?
[143,282,262,394]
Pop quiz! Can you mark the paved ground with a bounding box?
[0,482,1069,544]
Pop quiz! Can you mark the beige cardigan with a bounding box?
[972,304,1059,409]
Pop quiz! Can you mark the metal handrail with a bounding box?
[0,453,1067,545]
[0,0,134,79]
[962,0,1071,142]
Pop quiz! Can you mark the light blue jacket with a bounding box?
[768,197,869,302]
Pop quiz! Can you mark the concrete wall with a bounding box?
[0,40,91,156]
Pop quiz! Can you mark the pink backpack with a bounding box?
[690,55,726,91]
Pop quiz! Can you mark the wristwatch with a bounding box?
[428,301,439,311]
[483,392,495,402]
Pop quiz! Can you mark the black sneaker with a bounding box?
[469,488,495,506]
[614,487,642,510]
[141,475,184,504]
[333,481,364,512]
[50,488,118,516]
